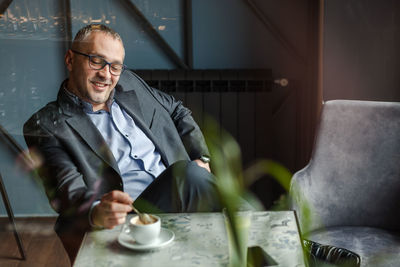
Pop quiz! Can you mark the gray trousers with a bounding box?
[135,160,221,213]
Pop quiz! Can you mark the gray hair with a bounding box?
[71,24,123,50]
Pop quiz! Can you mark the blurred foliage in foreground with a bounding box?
[202,117,295,266]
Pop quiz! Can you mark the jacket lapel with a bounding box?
[58,88,121,175]
[66,115,120,175]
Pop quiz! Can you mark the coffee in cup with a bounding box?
[126,214,161,245]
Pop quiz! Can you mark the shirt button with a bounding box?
[133,155,138,158]
[125,134,129,137]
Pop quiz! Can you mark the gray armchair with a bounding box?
[290,100,400,266]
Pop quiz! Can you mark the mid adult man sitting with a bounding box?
[23,24,220,262]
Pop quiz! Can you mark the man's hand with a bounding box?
[91,190,133,229]
[193,159,211,173]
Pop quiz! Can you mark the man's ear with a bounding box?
[65,49,73,72]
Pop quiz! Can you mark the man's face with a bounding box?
[65,31,125,111]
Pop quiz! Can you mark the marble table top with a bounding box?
[73,211,306,267]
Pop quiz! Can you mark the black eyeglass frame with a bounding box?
[70,49,126,76]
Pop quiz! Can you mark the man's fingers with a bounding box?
[101,190,134,204]
[103,216,127,229]
[92,190,134,228]
[108,215,127,225]
[104,211,128,222]
[100,200,132,213]
[93,208,129,228]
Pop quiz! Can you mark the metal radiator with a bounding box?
[133,69,293,166]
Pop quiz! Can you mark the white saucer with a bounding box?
[118,228,175,251]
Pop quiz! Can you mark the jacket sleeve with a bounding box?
[146,85,210,160]
[23,113,96,232]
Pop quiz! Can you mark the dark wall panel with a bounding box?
[324,0,400,101]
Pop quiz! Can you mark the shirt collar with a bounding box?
[63,80,115,113]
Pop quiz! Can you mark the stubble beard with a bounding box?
[84,89,111,105]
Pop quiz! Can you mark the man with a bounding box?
[23,24,220,262]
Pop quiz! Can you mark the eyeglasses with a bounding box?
[71,50,125,76]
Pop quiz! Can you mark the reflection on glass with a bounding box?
[0,0,180,41]
[0,0,67,40]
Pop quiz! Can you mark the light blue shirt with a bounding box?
[65,88,166,200]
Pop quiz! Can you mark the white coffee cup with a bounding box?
[127,214,161,245]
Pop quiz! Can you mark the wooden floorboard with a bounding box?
[0,217,70,267]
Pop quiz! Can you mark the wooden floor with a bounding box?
[0,217,70,267]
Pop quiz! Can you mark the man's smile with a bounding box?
[91,80,111,90]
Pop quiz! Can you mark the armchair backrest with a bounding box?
[291,100,400,233]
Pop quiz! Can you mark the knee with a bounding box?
[184,161,215,189]
[170,160,214,189]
